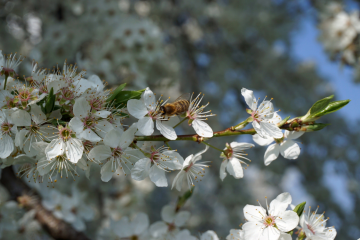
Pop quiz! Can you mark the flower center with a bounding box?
[83,116,96,129]
[59,127,72,141]
[90,98,104,111]
[18,90,31,102]
[263,215,276,227]
[1,67,15,76]
[83,140,94,153]
[1,122,13,135]
[184,162,194,172]
[150,151,159,162]
[112,147,122,158]
[61,88,74,100]
[251,111,260,123]
[307,224,316,235]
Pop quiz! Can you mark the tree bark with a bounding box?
[0,167,91,240]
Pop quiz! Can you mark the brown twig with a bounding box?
[0,167,91,240]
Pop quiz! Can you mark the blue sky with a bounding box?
[291,15,360,123]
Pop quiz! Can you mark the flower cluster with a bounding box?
[97,192,336,240]
[318,2,360,65]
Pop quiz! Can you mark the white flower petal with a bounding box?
[37,157,52,176]
[131,158,151,181]
[73,97,90,119]
[45,139,64,160]
[103,130,121,148]
[100,160,114,182]
[201,230,219,240]
[47,80,66,94]
[161,205,176,223]
[95,120,114,138]
[192,119,213,137]
[230,142,255,151]
[279,232,292,240]
[242,221,263,240]
[88,145,112,162]
[87,75,104,91]
[118,124,137,149]
[156,120,177,140]
[253,134,274,146]
[172,171,185,191]
[264,143,280,166]
[143,87,156,110]
[138,117,154,136]
[80,128,102,142]
[149,165,168,187]
[132,213,149,235]
[241,88,257,111]
[269,199,289,217]
[30,104,46,125]
[284,130,304,140]
[174,211,191,227]
[220,160,228,181]
[275,210,299,232]
[280,140,301,160]
[324,227,337,239]
[65,138,84,163]
[69,117,84,135]
[149,221,168,238]
[94,110,112,118]
[275,192,292,206]
[127,99,148,119]
[226,158,244,179]
[11,109,31,126]
[259,121,283,138]
[0,134,14,159]
[243,204,267,222]
[113,217,132,237]
[262,226,280,240]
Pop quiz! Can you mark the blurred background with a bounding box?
[1,0,360,239]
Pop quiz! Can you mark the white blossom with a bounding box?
[172,145,209,191]
[220,142,254,180]
[253,130,304,166]
[88,124,142,181]
[186,93,215,137]
[242,192,299,240]
[69,97,113,142]
[300,206,337,240]
[241,88,282,139]
[200,230,219,240]
[0,109,17,159]
[226,229,245,240]
[127,87,177,140]
[131,143,184,187]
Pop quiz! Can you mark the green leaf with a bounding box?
[309,95,334,115]
[109,89,145,109]
[293,202,306,217]
[106,83,127,102]
[312,99,350,118]
[301,123,330,132]
[278,116,290,127]
[176,187,195,210]
[45,87,56,114]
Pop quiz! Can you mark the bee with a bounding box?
[160,93,191,117]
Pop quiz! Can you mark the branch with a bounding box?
[0,167,91,240]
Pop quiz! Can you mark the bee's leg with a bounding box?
[167,117,170,120]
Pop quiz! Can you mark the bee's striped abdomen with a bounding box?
[174,100,190,114]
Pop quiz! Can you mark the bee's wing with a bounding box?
[174,93,191,102]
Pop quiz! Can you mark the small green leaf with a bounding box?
[109,89,145,109]
[45,87,56,114]
[293,202,306,217]
[50,119,67,126]
[309,95,334,115]
[106,83,127,102]
[278,116,290,127]
[176,187,195,210]
[313,99,350,118]
[301,123,330,132]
